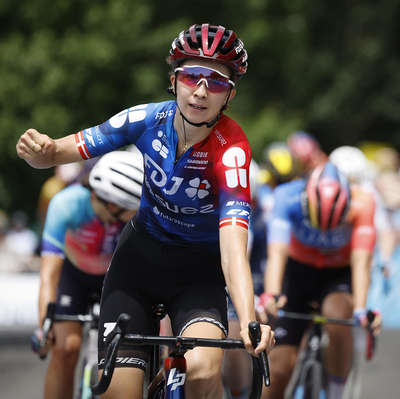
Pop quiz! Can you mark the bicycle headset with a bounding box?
[167,23,248,128]
[301,161,351,231]
[89,150,144,210]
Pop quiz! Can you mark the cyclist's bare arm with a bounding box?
[350,248,382,335]
[16,129,83,169]
[220,225,275,355]
[38,256,63,327]
[263,242,289,316]
[350,249,371,311]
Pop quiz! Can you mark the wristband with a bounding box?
[31,329,43,354]
[259,292,278,308]
[353,307,368,326]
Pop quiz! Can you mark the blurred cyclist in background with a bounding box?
[329,146,398,280]
[260,162,382,399]
[287,131,328,177]
[258,142,299,222]
[32,150,143,399]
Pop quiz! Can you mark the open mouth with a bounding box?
[190,103,206,110]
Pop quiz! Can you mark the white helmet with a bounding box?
[329,146,367,184]
[89,150,144,210]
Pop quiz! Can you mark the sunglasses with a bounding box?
[174,65,235,93]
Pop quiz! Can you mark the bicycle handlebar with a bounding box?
[277,310,378,360]
[277,310,356,326]
[34,302,98,360]
[92,313,270,397]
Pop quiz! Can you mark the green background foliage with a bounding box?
[1,0,400,221]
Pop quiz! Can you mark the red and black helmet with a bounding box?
[301,162,351,231]
[169,23,248,80]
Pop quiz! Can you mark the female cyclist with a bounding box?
[260,162,381,399]
[33,150,143,399]
[17,23,275,399]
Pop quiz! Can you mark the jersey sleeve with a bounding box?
[349,188,377,252]
[267,184,293,245]
[74,103,163,159]
[216,129,252,230]
[41,190,73,258]
[41,185,91,257]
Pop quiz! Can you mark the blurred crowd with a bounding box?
[1,134,400,328]
[0,160,96,274]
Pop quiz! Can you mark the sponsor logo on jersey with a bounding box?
[355,225,375,236]
[85,128,95,147]
[192,151,208,157]
[226,208,250,218]
[152,138,169,159]
[155,110,174,120]
[185,178,210,200]
[214,129,227,146]
[145,153,215,215]
[222,147,248,189]
[153,206,195,227]
[109,104,148,128]
[295,225,350,247]
[226,200,251,208]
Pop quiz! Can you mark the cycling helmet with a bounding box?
[329,146,367,184]
[261,142,298,184]
[301,162,351,231]
[287,131,321,165]
[169,23,248,80]
[89,150,144,210]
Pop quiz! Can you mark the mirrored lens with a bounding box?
[175,66,234,93]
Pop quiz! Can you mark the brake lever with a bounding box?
[249,321,271,387]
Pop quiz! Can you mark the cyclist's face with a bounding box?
[108,208,137,224]
[171,59,236,124]
[95,195,137,224]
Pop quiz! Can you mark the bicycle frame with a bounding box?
[92,313,270,399]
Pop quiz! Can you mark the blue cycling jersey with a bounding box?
[75,100,252,249]
[41,184,123,275]
[267,180,376,268]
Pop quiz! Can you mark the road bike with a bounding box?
[280,310,377,399]
[92,304,271,399]
[34,297,100,399]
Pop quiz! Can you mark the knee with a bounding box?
[52,340,81,368]
[322,293,353,319]
[186,357,222,398]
